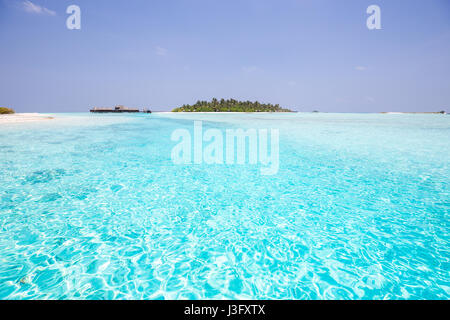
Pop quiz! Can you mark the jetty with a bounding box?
[90,105,151,113]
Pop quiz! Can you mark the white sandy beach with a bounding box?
[0,113,54,123]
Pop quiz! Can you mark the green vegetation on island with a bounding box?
[172,98,292,112]
[0,107,15,114]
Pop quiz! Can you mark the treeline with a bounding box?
[172,98,292,112]
[0,107,15,114]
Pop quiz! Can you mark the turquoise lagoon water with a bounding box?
[0,112,449,299]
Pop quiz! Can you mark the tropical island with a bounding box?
[172,98,292,112]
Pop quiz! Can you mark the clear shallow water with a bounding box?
[0,112,449,299]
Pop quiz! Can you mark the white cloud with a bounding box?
[355,66,367,71]
[155,46,168,56]
[22,1,56,16]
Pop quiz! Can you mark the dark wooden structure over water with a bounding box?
[90,105,151,113]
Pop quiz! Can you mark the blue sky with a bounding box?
[0,0,449,112]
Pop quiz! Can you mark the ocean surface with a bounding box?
[0,112,449,299]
